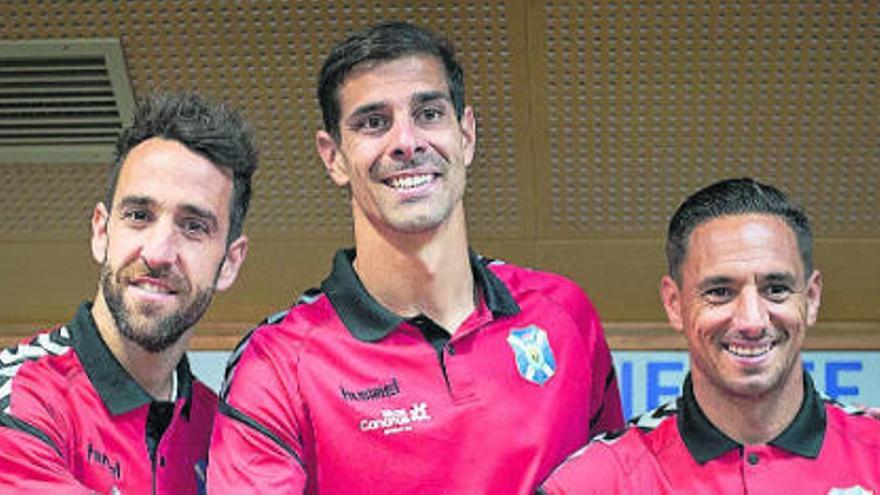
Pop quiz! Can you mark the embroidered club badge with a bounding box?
[507,325,556,385]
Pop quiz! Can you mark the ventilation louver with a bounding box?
[0,39,135,164]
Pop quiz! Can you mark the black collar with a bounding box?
[320,248,520,342]
[678,371,825,464]
[69,302,195,418]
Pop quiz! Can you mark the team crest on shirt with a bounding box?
[507,325,556,386]
[828,487,874,495]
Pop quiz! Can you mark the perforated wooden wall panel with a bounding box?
[0,0,525,240]
[0,0,877,349]
[538,1,879,238]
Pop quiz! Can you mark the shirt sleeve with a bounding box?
[585,315,625,437]
[207,326,309,493]
[538,441,628,494]
[0,413,93,494]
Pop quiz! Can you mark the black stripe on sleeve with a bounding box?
[217,400,304,468]
[0,413,62,457]
[589,366,618,430]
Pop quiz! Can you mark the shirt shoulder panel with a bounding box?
[1,327,79,439]
[824,399,880,450]
[221,291,333,399]
[487,262,600,329]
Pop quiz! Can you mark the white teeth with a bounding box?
[726,343,773,357]
[388,174,433,189]
[134,282,171,294]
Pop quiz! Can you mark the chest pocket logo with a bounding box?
[507,325,556,386]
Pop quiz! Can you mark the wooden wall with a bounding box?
[1,0,877,350]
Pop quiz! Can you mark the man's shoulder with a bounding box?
[0,325,80,385]
[245,287,337,341]
[224,286,344,373]
[482,257,591,304]
[598,400,681,453]
[542,406,679,494]
[823,396,880,449]
[0,325,86,439]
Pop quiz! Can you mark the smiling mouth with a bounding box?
[130,279,177,296]
[723,342,775,358]
[385,174,435,189]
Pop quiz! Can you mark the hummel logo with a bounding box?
[340,377,400,401]
[359,401,432,435]
[87,442,121,480]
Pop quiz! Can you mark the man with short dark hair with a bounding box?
[539,178,880,494]
[208,21,623,493]
[0,93,257,494]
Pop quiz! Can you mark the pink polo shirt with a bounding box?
[540,373,880,494]
[0,303,216,494]
[208,249,623,494]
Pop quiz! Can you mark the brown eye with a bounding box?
[122,209,151,223]
[703,287,734,304]
[763,284,792,302]
[357,114,390,133]
[182,218,210,237]
[416,106,445,123]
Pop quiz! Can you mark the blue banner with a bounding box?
[612,351,880,418]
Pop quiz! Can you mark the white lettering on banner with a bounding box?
[359,402,432,435]
[612,351,880,418]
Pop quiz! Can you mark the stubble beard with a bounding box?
[100,263,214,354]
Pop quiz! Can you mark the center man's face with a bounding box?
[317,55,476,235]
[92,138,247,353]
[661,214,822,401]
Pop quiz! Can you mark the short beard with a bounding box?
[100,264,214,353]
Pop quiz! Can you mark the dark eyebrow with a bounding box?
[412,91,450,107]
[762,272,797,286]
[347,102,388,122]
[180,204,219,231]
[117,196,154,209]
[696,276,734,292]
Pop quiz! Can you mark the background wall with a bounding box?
[1,0,877,351]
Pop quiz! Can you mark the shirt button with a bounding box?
[746,452,759,465]
[447,345,456,355]
[159,456,166,467]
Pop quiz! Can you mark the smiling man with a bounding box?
[0,93,257,494]
[539,178,880,494]
[208,21,623,494]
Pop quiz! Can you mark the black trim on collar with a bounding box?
[768,372,825,458]
[70,302,195,417]
[678,371,825,464]
[321,248,520,343]
[677,374,739,464]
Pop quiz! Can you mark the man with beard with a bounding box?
[0,93,256,494]
[539,178,880,494]
[208,22,623,494]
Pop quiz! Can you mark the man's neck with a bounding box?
[352,209,475,334]
[692,367,804,445]
[91,293,187,401]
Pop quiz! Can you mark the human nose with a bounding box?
[730,287,770,335]
[389,118,426,162]
[139,223,178,270]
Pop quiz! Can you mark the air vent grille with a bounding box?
[0,39,135,163]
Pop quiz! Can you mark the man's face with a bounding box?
[660,214,822,400]
[91,138,247,353]
[316,55,476,234]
